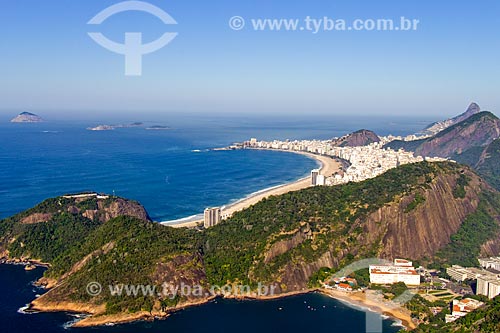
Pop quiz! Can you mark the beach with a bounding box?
[165,151,342,228]
[320,288,416,330]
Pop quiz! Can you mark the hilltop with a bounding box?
[332,129,380,147]
[1,162,500,326]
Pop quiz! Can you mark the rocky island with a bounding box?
[10,112,44,123]
[87,122,144,131]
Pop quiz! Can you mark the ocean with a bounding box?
[0,114,430,332]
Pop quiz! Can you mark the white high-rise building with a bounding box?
[311,169,319,185]
[316,175,326,186]
[477,275,500,299]
[204,207,221,228]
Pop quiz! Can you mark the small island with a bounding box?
[86,122,144,131]
[145,125,171,130]
[10,112,44,123]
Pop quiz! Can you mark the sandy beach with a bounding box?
[320,288,416,330]
[165,151,341,228]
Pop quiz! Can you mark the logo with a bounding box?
[88,1,178,76]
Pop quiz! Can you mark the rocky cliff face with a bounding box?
[81,198,151,223]
[333,129,380,147]
[360,171,482,259]
[272,167,497,291]
[18,195,151,225]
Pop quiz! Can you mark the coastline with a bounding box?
[164,150,341,228]
[26,286,413,329]
[319,288,416,330]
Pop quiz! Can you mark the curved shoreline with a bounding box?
[28,288,412,330]
[163,150,341,228]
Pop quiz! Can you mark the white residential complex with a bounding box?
[446,265,485,282]
[204,207,221,228]
[477,274,500,299]
[446,260,500,299]
[369,259,421,286]
[479,257,500,271]
[242,136,448,186]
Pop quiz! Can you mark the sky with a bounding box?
[0,0,499,119]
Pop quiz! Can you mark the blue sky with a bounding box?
[0,0,499,118]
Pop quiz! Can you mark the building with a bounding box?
[204,207,221,228]
[369,259,421,286]
[311,169,319,185]
[445,298,484,323]
[477,274,500,299]
[446,265,485,282]
[315,174,326,186]
[337,283,353,292]
[479,257,500,272]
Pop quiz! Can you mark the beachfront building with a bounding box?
[315,174,326,186]
[445,298,484,323]
[369,259,421,286]
[241,137,448,187]
[311,169,319,185]
[446,265,485,282]
[204,207,221,228]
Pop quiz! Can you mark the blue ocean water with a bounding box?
[0,115,429,221]
[0,114,428,332]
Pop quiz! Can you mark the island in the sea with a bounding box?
[145,125,171,130]
[10,112,44,123]
[87,122,144,131]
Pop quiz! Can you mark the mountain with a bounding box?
[0,194,150,265]
[10,112,44,123]
[1,162,500,326]
[387,112,500,158]
[332,129,380,147]
[419,102,482,136]
[386,111,500,189]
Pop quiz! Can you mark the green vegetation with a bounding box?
[8,213,101,263]
[408,296,500,333]
[405,192,426,212]
[452,174,469,199]
[434,191,500,267]
[51,216,200,314]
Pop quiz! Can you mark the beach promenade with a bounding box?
[164,151,341,228]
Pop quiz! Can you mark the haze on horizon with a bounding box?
[0,0,498,118]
